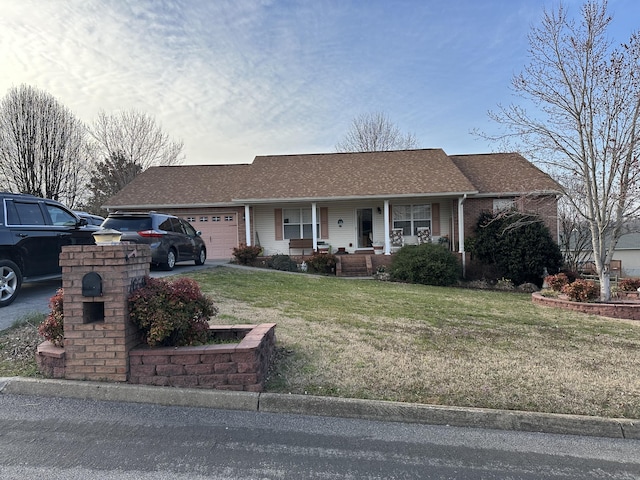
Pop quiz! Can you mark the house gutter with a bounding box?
[231,191,478,204]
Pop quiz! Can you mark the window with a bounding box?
[212,216,221,222]
[199,216,208,222]
[180,219,197,236]
[282,208,318,239]
[224,215,233,222]
[493,198,515,213]
[46,204,77,226]
[393,204,431,236]
[6,200,47,226]
[186,217,195,222]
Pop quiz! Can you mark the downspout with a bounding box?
[244,205,251,246]
[458,194,467,277]
[384,200,391,255]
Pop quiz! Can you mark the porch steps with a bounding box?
[336,255,370,277]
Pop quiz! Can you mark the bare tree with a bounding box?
[89,110,184,170]
[86,110,184,209]
[335,112,419,152]
[484,0,640,300]
[0,85,88,207]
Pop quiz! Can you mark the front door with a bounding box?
[356,208,373,249]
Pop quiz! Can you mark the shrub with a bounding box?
[232,244,262,265]
[619,278,640,291]
[495,277,515,291]
[38,288,65,347]
[128,277,218,347]
[469,211,563,286]
[390,243,460,286]
[267,254,298,272]
[561,279,599,302]
[306,253,337,274]
[545,273,569,292]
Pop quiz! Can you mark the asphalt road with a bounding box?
[0,393,638,479]
[0,260,224,330]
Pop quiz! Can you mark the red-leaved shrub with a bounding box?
[232,244,262,265]
[618,278,640,291]
[545,273,569,292]
[561,279,599,302]
[128,277,218,347]
[38,288,65,347]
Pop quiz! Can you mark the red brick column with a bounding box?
[59,244,151,382]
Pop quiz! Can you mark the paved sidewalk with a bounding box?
[0,376,638,440]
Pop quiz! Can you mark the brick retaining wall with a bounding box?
[128,323,276,392]
[532,292,640,321]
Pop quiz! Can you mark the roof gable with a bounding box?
[450,153,561,195]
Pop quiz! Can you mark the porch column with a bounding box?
[458,195,466,276]
[244,205,251,246]
[384,200,391,255]
[311,202,318,251]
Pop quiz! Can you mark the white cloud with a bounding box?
[1,0,639,164]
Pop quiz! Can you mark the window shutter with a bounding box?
[320,207,329,239]
[432,203,440,236]
[274,208,283,240]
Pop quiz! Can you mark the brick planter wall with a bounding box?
[129,324,276,392]
[532,292,640,321]
[36,341,65,378]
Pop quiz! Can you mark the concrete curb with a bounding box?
[1,377,637,440]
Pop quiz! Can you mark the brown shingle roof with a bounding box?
[103,150,561,209]
[103,164,251,208]
[237,149,477,201]
[450,153,561,195]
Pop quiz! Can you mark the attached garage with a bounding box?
[185,212,238,259]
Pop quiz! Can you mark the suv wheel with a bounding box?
[0,260,22,308]
[195,247,206,266]
[163,249,177,271]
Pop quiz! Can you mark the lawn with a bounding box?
[191,266,640,419]
[2,265,639,419]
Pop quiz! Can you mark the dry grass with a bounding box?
[193,266,640,419]
[2,266,638,419]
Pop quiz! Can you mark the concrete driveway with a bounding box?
[0,260,226,331]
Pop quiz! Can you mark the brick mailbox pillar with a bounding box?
[58,244,151,382]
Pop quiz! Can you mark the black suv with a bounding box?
[0,192,99,307]
[101,211,206,271]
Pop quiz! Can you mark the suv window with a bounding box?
[102,217,152,232]
[6,200,47,225]
[181,219,197,236]
[158,218,174,232]
[46,204,78,226]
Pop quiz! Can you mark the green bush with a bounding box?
[390,243,460,286]
[38,288,65,347]
[267,254,298,272]
[232,244,262,265]
[306,253,337,274]
[561,279,599,302]
[128,277,218,347]
[470,211,563,286]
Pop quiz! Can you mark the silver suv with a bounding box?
[101,211,206,270]
[0,192,98,307]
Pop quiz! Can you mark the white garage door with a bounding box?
[187,213,238,259]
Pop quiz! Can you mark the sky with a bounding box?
[1,0,639,165]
